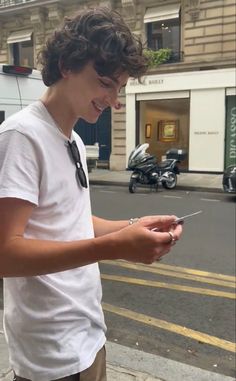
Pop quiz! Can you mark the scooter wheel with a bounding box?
[129,178,138,193]
[162,173,177,189]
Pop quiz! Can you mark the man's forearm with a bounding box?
[92,215,128,237]
[0,234,118,278]
[0,215,130,278]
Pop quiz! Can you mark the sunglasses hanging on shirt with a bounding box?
[67,140,88,188]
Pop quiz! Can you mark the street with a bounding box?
[91,186,236,378]
[0,187,235,378]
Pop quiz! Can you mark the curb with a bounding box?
[105,342,236,381]
[89,180,223,194]
[107,364,162,381]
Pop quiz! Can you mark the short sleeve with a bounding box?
[0,130,41,205]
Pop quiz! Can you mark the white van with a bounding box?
[0,64,46,123]
[0,64,98,170]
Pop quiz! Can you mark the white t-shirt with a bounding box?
[0,101,106,381]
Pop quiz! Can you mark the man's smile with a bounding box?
[92,101,106,113]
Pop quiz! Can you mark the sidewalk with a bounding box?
[0,330,235,381]
[88,168,223,193]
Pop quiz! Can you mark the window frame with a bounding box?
[8,34,34,67]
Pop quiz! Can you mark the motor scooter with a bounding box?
[127,143,187,193]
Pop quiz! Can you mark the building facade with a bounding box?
[0,0,235,171]
[125,0,236,173]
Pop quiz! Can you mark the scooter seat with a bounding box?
[157,159,173,169]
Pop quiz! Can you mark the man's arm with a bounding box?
[0,198,103,277]
[0,198,183,278]
[92,215,129,237]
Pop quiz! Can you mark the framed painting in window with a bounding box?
[158,120,179,142]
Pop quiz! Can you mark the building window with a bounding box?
[12,40,34,67]
[147,19,180,53]
[7,30,34,67]
[144,5,181,63]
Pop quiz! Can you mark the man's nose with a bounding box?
[114,101,122,110]
[106,92,122,110]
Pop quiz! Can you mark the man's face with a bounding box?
[62,62,129,123]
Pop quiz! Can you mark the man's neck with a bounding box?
[40,89,77,139]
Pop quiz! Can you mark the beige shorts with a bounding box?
[14,346,107,381]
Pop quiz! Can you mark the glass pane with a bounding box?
[13,43,20,65]
[147,18,180,54]
[19,40,34,67]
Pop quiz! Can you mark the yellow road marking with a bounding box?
[152,262,235,282]
[103,303,236,353]
[102,261,236,288]
[101,274,236,299]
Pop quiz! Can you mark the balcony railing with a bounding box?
[0,0,35,8]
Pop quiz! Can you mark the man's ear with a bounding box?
[58,60,70,78]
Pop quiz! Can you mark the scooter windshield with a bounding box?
[128,143,150,168]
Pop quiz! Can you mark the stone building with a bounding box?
[0,0,235,172]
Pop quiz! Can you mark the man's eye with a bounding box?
[99,79,112,88]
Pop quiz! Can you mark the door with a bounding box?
[74,107,111,164]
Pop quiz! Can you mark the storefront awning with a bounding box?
[7,30,32,44]
[144,4,180,23]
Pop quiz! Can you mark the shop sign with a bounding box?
[194,131,219,135]
[225,96,236,168]
[129,77,164,86]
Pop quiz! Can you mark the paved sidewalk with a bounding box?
[1,330,235,381]
[89,169,223,193]
[1,332,235,381]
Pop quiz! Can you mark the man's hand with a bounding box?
[100,215,183,264]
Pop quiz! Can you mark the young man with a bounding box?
[0,7,183,381]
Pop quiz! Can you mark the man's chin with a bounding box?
[80,114,100,124]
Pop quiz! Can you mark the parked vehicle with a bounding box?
[0,64,99,170]
[127,143,187,193]
[222,165,236,193]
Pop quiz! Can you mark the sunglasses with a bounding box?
[67,140,88,188]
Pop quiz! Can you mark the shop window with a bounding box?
[144,5,182,63]
[139,97,190,170]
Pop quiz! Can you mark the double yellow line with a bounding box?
[102,260,235,288]
[101,260,236,353]
[102,302,236,353]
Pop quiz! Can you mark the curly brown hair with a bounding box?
[38,7,148,86]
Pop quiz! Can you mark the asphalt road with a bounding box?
[0,187,235,378]
[90,185,236,378]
